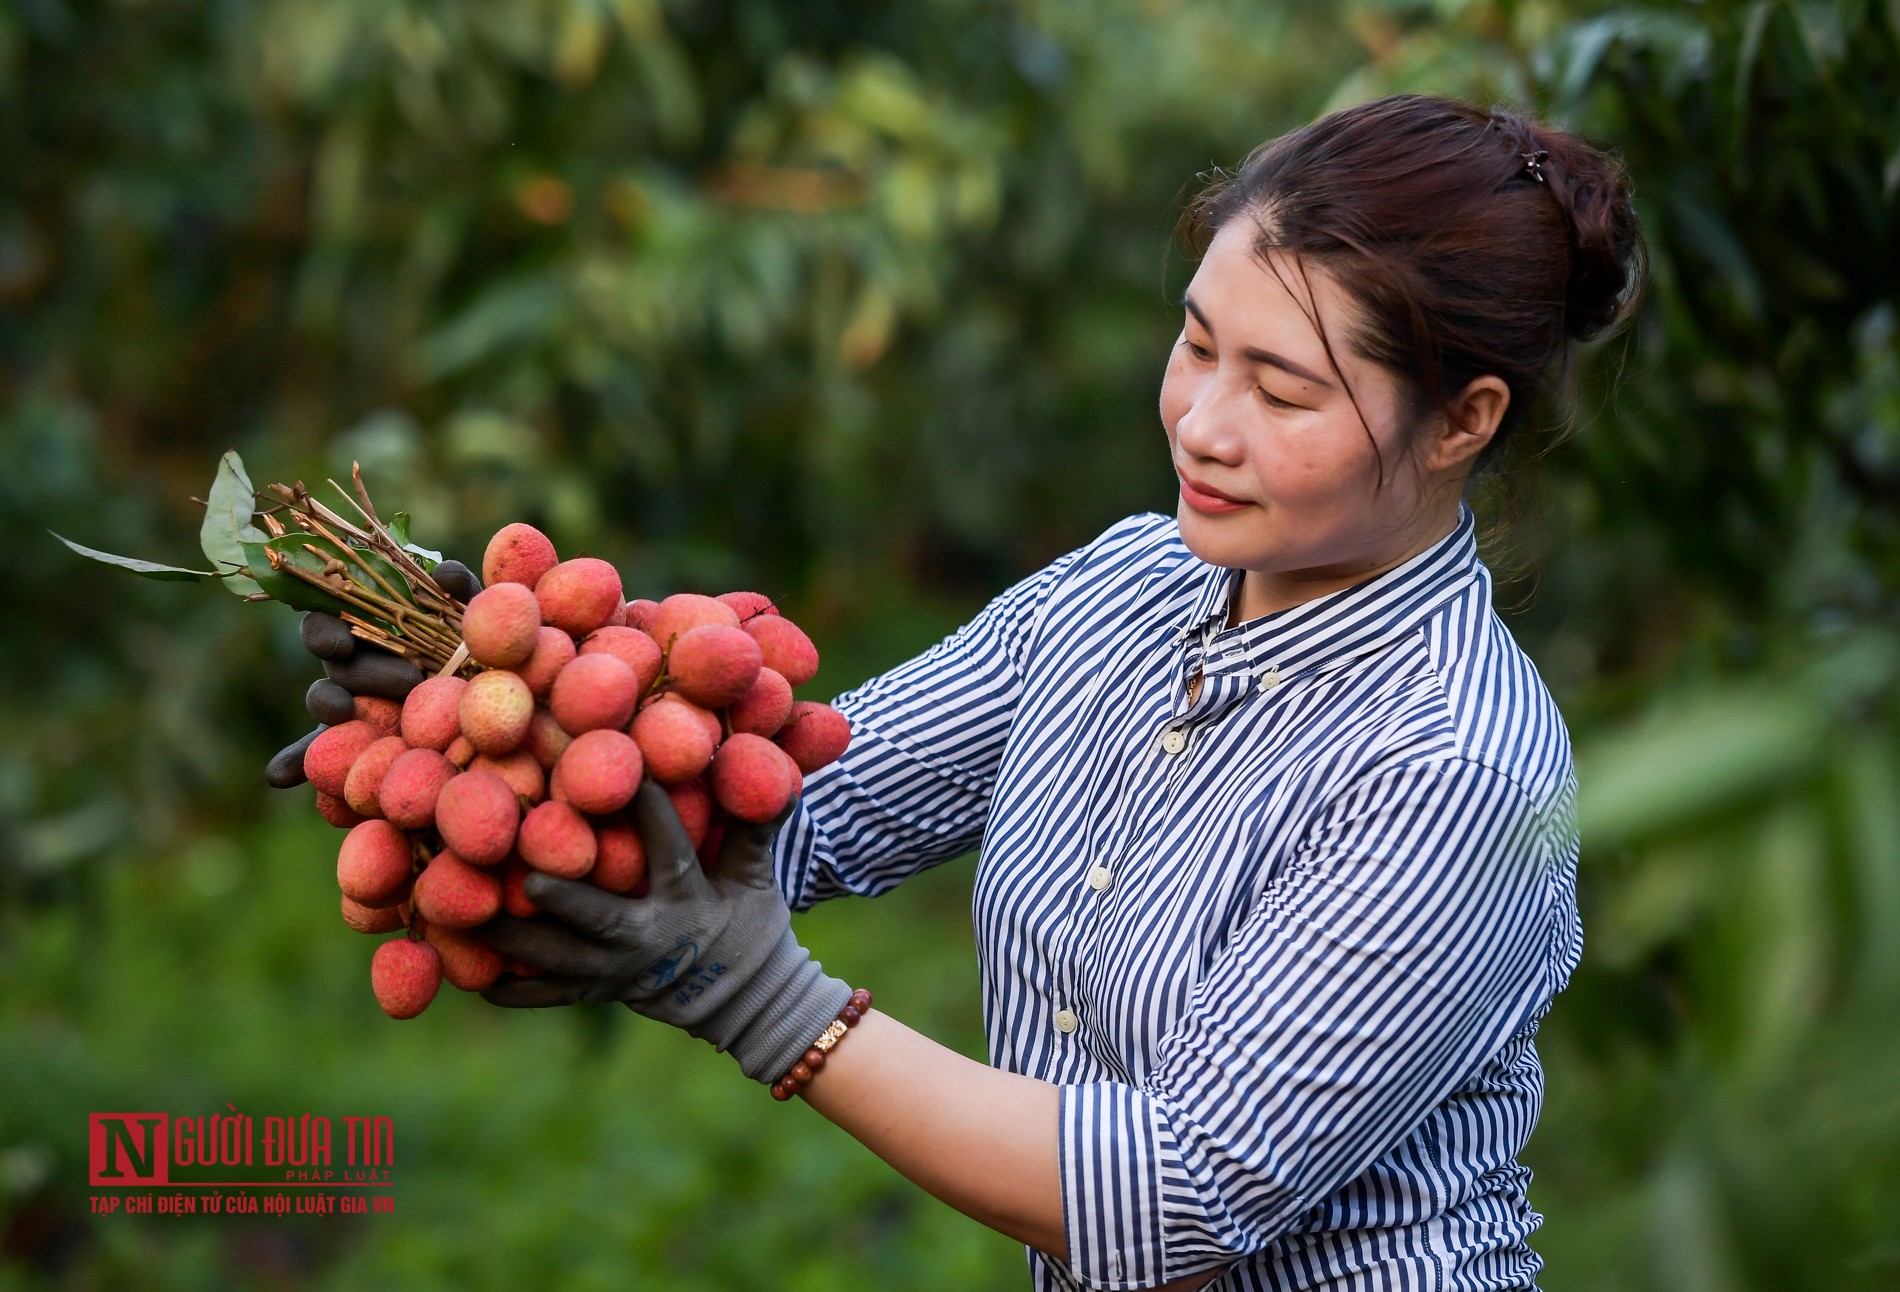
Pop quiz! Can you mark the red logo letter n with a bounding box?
[89,1114,168,1186]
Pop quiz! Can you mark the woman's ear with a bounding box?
[1426,375,1510,472]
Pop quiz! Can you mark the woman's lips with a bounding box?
[1178,471,1252,515]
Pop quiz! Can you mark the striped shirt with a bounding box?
[774,502,1583,1291]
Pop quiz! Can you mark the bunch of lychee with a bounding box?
[305,522,851,1020]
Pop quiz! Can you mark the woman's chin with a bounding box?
[1176,506,1268,569]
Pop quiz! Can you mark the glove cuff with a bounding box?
[712,927,853,1083]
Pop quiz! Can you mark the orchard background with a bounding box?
[3,1,1897,1288]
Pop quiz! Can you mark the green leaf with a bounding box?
[200,450,266,598]
[241,540,360,620]
[50,530,229,582]
[243,534,411,630]
[389,510,441,566]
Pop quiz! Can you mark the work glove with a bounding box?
[264,559,482,788]
[477,778,853,1086]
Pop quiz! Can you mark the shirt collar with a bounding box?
[1170,501,1484,684]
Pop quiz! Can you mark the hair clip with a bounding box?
[1522,148,1549,184]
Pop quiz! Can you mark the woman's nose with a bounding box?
[1173,380,1247,464]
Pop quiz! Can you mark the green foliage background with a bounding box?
[3,0,1897,1287]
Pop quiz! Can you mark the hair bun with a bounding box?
[1534,126,1646,342]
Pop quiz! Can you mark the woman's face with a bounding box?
[1159,218,1454,614]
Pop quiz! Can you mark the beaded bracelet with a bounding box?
[770,987,873,1101]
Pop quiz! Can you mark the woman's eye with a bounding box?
[1259,389,1298,410]
[1183,340,1212,361]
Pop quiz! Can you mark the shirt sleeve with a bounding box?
[772,514,1169,912]
[1056,756,1569,1289]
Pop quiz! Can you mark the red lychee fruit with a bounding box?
[459,669,534,755]
[353,696,403,739]
[580,626,664,694]
[462,582,543,668]
[446,735,477,768]
[482,522,559,590]
[716,590,779,622]
[776,701,852,773]
[343,735,408,818]
[549,652,639,734]
[338,819,414,906]
[592,817,647,894]
[607,600,628,626]
[379,748,454,829]
[728,666,794,738]
[667,624,762,707]
[434,769,521,865]
[371,937,442,1019]
[412,850,503,929]
[469,749,545,806]
[630,696,717,783]
[401,676,468,752]
[316,791,366,829]
[551,729,643,814]
[305,720,377,798]
[525,707,572,769]
[648,593,739,650]
[517,626,577,699]
[342,894,405,934]
[667,778,713,850]
[536,557,624,636]
[424,923,505,992]
[710,732,799,823]
[500,860,539,917]
[743,615,819,688]
[623,598,660,633]
[517,800,596,878]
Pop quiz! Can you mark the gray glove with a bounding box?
[478,778,853,1085]
[264,559,480,787]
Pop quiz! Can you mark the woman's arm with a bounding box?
[800,1009,1222,1292]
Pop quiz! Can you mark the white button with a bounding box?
[1258,666,1281,692]
[1160,728,1188,755]
[1087,865,1113,892]
[1054,1008,1079,1034]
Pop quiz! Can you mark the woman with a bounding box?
[474,92,1645,1290]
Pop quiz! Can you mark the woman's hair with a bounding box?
[1174,93,1648,531]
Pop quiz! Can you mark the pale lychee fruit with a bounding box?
[667,625,762,707]
[580,626,664,694]
[446,735,477,768]
[667,778,713,850]
[424,923,505,992]
[338,819,414,906]
[549,653,639,734]
[482,522,559,590]
[517,627,576,699]
[371,937,442,1019]
[710,732,799,823]
[551,729,643,814]
[379,748,452,830]
[630,697,717,784]
[717,591,779,622]
[462,583,543,668]
[592,817,647,894]
[469,749,545,806]
[744,615,819,688]
[607,600,628,626]
[459,669,534,755]
[525,707,572,769]
[728,666,794,738]
[623,598,660,633]
[353,696,403,739]
[401,676,467,751]
[305,720,377,797]
[412,850,503,929]
[500,860,539,917]
[517,800,596,878]
[648,593,739,650]
[343,735,409,818]
[342,894,405,934]
[777,701,852,773]
[536,557,624,636]
[316,791,366,829]
[434,770,521,865]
